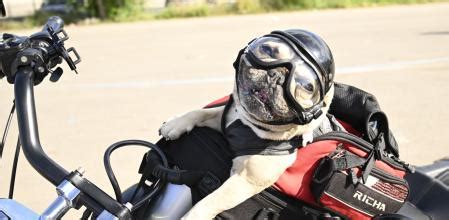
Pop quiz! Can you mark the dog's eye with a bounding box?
[249,37,294,62]
[294,78,315,96]
[302,83,314,93]
[260,44,274,58]
[290,65,320,109]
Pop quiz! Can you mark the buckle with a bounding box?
[255,208,280,220]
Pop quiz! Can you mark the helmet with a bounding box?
[234,29,335,125]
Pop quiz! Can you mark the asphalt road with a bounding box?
[1,2,449,217]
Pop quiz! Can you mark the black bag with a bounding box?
[150,127,234,203]
[329,83,399,157]
[309,132,410,219]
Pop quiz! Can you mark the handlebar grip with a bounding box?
[44,16,65,33]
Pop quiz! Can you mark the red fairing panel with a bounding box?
[205,95,230,108]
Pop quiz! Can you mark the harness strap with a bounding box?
[333,151,366,171]
[220,95,234,134]
[330,139,388,184]
[362,132,386,183]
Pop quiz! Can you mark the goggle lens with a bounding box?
[248,37,295,63]
[241,36,324,122]
[289,61,321,110]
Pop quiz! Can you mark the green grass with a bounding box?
[155,4,211,19]
[276,0,447,9]
[0,0,447,30]
[154,0,447,19]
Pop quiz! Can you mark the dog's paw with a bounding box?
[159,114,196,140]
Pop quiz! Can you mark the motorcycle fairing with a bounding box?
[0,199,39,219]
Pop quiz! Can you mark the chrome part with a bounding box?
[39,180,81,220]
[76,166,86,175]
[37,66,45,73]
[124,202,133,211]
[147,183,192,220]
[39,197,69,220]
[0,199,39,219]
[96,210,118,220]
[20,56,28,63]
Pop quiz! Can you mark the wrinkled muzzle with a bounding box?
[236,55,297,123]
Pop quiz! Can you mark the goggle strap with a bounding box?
[233,47,247,71]
[271,30,327,95]
[268,32,325,99]
[271,30,327,75]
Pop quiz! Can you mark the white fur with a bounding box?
[159,106,224,140]
[158,86,335,220]
[182,154,297,219]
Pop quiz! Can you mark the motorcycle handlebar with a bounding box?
[14,68,131,218]
[14,67,69,185]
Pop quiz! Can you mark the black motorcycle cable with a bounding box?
[0,100,15,159]
[0,101,20,200]
[8,138,21,199]
[130,179,165,212]
[80,140,168,219]
[103,140,168,204]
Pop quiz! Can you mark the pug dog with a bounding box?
[159,29,341,220]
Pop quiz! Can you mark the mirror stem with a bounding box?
[1,0,6,17]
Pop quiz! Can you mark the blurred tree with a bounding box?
[85,0,144,19]
[95,0,106,18]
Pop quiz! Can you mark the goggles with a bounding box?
[237,33,327,124]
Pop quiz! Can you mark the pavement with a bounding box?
[1,2,449,217]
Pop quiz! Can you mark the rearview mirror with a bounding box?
[1,0,6,17]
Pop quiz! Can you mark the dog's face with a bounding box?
[236,54,297,124]
[234,31,335,131]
